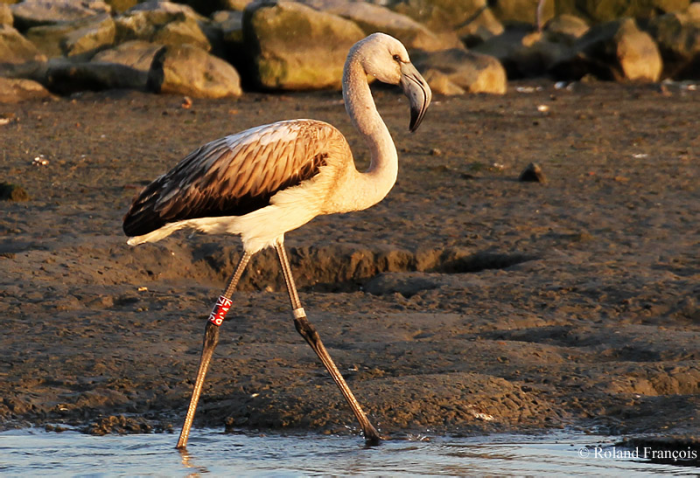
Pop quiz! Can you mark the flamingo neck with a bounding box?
[342,52,398,209]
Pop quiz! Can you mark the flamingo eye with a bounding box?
[392,54,401,62]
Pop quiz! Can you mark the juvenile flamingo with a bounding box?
[123,33,432,448]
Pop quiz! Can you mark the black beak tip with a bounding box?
[409,107,423,133]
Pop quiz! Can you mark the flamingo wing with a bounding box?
[123,120,336,237]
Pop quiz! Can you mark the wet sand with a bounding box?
[1,82,699,445]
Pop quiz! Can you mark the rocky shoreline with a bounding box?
[1,0,700,103]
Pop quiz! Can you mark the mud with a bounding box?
[1,81,699,445]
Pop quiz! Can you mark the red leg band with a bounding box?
[208,295,233,326]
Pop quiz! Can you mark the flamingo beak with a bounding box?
[399,62,432,132]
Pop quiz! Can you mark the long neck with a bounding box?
[342,51,398,209]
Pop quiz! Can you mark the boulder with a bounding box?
[490,0,554,28]
[211,10,245,68]
[456,6,504,48]
[0,24,46,64]
[10,0,111,31]
[413,49,507,95]
[104,0,142,14]
[391,0,487,33]
[25,13,115,58]
[171,0,253,16]
[300,0,462,52]
[543,14,589,45]
[555,0,691,24]
[473,29,567,78]
[0,4,12,26]
[0,77,52,103]
[550,18,663,82]
[647,10,700,79]
[147,44,242,98]
[242,1,364,90]
[43,59,147,93]
[115,1,210,51]
[91,40,163,71]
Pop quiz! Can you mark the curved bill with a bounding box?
[399,62,432,132]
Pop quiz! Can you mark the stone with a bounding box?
[211,10,244,68]
[648,10,700,79]
[91,40,163,71]
[147,44,242,98]
[391,0,486,33]
[0,77,51,103]
[473,29,567,78]
[519,163,546,183]
[551,18,663,82]
[456,6,504,48]
[300,0,462,52]
[10,0,111,31]
[490,0,554,28]
[45,59,148,94]
[25,13,115,58]
[115,1,210,51]
[104,0,141,14]
[0,24,46,64]
[413,48,507,95]
[242,1,364,90]
[555,0,691,24]
[422,69,464,95]
[91,40,161,71]
[544,14,589,45]
[0,182,30,201]
[0,4,12,26]
[171,0,253,16]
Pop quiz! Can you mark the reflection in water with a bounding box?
[0,428,694,476]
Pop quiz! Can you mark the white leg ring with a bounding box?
[293,307,306,319]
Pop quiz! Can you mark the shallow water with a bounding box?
[0,428,696,476]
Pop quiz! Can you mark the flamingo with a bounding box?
[123,33,431,448]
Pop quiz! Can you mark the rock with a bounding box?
[392,0,486,33]
[300,0,462,52]
[0,24,46,64]
[0,182,30,201]
[551,18,663,82]
[647,10,700,79]
[544,14,589,45]
[473,29,567,78]
[242,1,364,90]
[555,0,691,24]
[0,77,51,103]
[25,13,115,59]
[104,0,141,14]
[10,0,111,31]
[0,4,12,26]
[456,6,504,48]
[45,59,148,94]
[211,10,244,68]
[422,69,464,95]
[147,44,242,98]
[91,40,162,71]
[518,162,546,183]
[172,0,253,16]
[490,0,554,28]
[414,49,507,95]
[115,1,210,51]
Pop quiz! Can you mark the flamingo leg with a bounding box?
[274,240,381,445]
[176,252,252,449]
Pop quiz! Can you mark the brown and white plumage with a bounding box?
[124,120,349,252]
[123,33,431,448]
